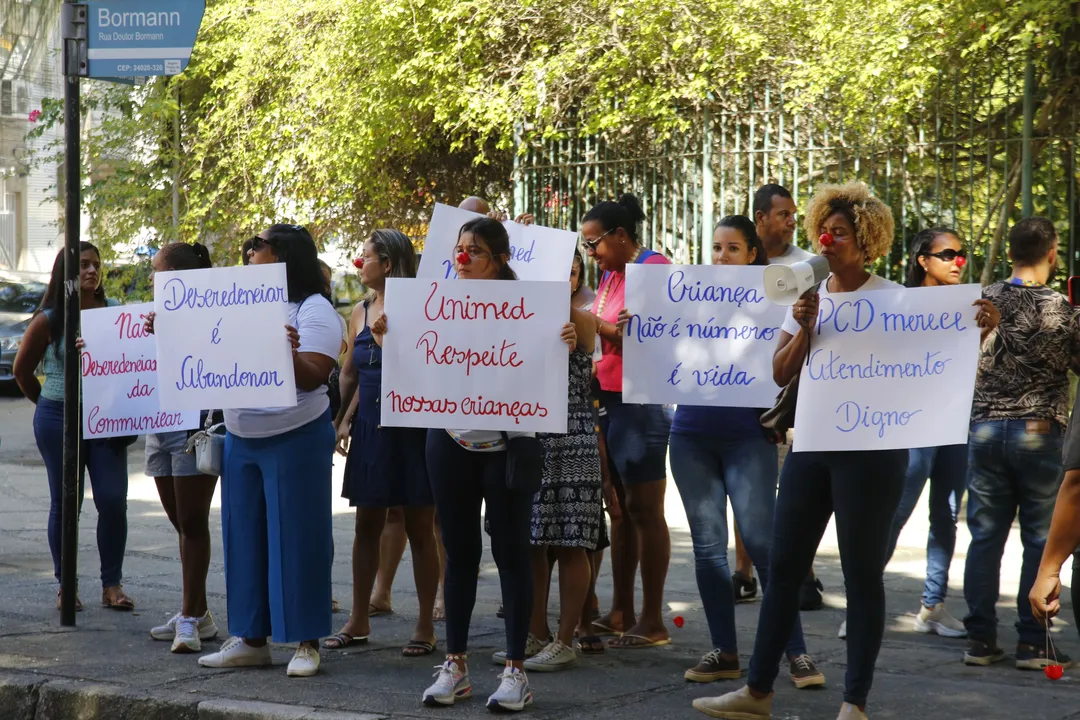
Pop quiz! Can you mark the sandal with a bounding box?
[322,632,369,649]
[402,639,438,657]
[101,585,134,611]
[368,604,393,617]
[56,589,83,612]
[608,633,672,649]
[575,635,605,655]
[589,619,623,637]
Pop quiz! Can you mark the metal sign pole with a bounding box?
[60,1,88,628]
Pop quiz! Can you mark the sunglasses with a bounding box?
[922,249,967,262]
[581,228,615,252]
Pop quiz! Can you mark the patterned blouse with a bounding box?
[971,281,1080,427]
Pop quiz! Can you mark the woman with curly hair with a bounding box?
[693,183,905,720]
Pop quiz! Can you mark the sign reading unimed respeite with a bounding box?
[80,302,200,439]
[86,1,207,78]
[154,264,297,411]
[381,278,570,433]
[792,284,982,452]
[622,264,787,407]
[417,203,578,283]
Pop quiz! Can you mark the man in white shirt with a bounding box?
[755,184,813,265]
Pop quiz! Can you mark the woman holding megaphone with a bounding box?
[693,182,905,720]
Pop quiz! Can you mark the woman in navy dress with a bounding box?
[327,229,440,656]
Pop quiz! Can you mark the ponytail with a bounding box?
[158,241,213,271]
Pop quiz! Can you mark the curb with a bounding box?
[0,671,385,720]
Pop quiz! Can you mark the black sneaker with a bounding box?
[684,649,741,683]
[963,640,1005,666]
[732,571,758,604]
[788,653,826,689]
[800,575,824,611]
[1015,643,1073,671]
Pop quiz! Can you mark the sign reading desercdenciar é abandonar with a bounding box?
[792,283,982,452]
[622,264,787,407]
[80,302,200,439]
[154,263,297,411]
[380,278,570,433]
[416,203,578,283]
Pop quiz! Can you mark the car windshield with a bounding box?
[0,280,47,314]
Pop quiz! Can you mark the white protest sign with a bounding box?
[792,283,982,452]
[417,203,578,282]
[80,302,200,439]
[154,264,297,411]
[623,264,787,407]
[381,278,570,433]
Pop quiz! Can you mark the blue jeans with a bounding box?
[747,449,906,707]
[669,431,806,657]
[963,419,1063,647]
[222,411,335,643]
[33,397,129,588]
[884,445,967,606]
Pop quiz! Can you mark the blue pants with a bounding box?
[222,411,334,643]
[747,449,906,708]
[33,397,129,588]
[884,445,967,606]
[963,420,1063,647]
[669,432,806,657]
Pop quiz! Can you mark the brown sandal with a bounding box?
[56,589,83,612]
[101,585,135,611]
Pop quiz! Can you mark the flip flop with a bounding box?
[402,639,438,657]
[607,634,672,649]
[323,632,369,649]
[589,620,623,637]
[575,636,606,655]
[368,604,393,617]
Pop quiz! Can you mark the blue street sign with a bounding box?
[85,1,206,78]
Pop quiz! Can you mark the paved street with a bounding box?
[2,392,1080,719]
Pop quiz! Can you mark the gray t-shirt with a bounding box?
[770,243,815,266]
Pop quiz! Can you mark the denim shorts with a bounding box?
[145,430,199,477]
[597,390,671,485]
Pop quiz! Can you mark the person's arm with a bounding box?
[1030,469,1080,623]
[569,307,598,355]
[335,303,364,427]
[773,291,819,386]
[13,313,51,404]
[973,299,1000,343]
[285,302,340,392]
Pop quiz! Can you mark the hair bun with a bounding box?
[617,194,646,224]
[191,242,212,269]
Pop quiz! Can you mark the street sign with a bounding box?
[85,1,206,78]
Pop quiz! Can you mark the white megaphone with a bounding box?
[763,255,831,305]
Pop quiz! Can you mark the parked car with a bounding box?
[0,270,48,391]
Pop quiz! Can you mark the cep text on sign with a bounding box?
[380,278,570,433]
[622,264,787,407]
[80,302,200,439]
[792,284,982,452]
[153,264,297,411]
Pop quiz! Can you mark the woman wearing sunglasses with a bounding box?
[583,194,674,650]
[878,228,999,638]
[197,225,342,678]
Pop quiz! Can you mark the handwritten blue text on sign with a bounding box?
[622,264,788,407]
[792,283,982,452]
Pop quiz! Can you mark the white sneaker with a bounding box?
[423,660,472,706]
[914,603,967,638]
[838,620,847,639]
[837,701,869,719]
[151,611,219,641]
[287,645,320,677]
[171,616,201,654]
[198,637,272,668]
[486,667,533,712]
[492,633,546,665]
[523,640,578,672]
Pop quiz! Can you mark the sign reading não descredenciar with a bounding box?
[381,278,570,433]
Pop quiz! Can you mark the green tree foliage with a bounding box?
[24,0,1079,262]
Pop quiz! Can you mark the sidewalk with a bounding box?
[2,396,1080,719]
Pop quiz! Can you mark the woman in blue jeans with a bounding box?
[694,183,906,720]
[13,243,134,612]
[671,216,822,689]
[878,228,999,640]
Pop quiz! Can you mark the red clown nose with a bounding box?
[1046,664,1064,680]
[457,252,472,265]
[673,615,685,628]
[352,257,364,270]
[955,255,967,269]
[819,232,835,247]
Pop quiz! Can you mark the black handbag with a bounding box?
[500,432,544,494]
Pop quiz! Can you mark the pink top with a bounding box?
[594,249,670,392]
